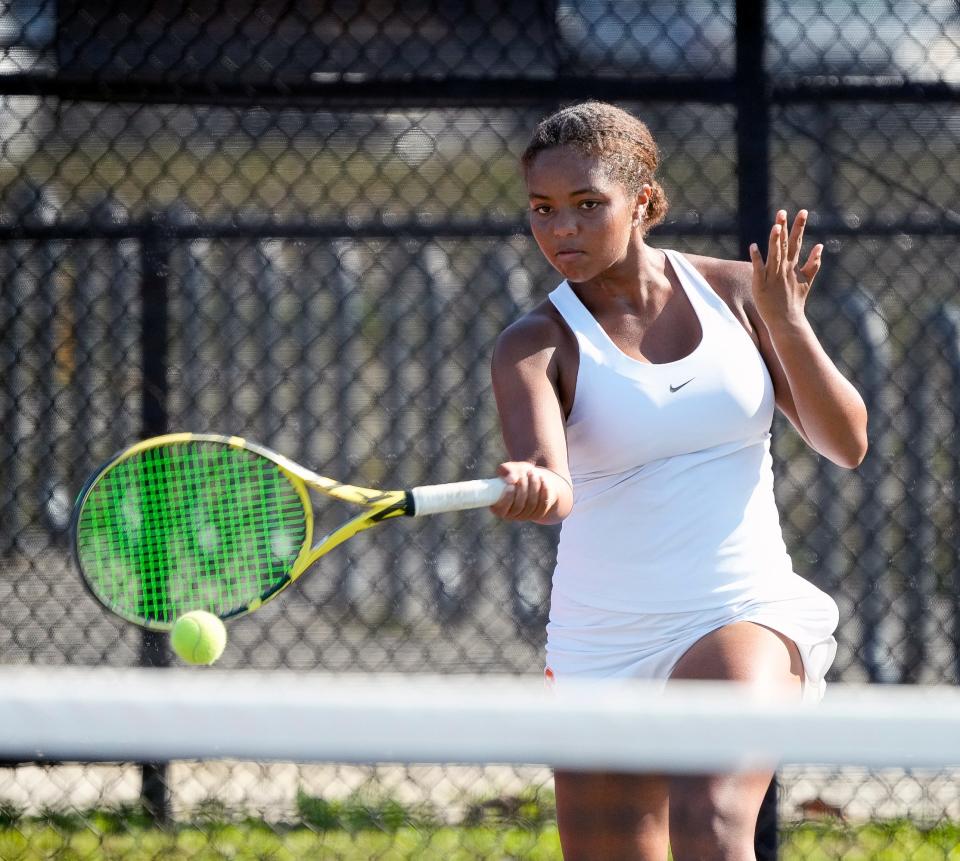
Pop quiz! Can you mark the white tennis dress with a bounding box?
[544,249,838,702]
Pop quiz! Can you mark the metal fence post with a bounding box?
[898,305,956,683]
[923,306,960,683]
[736,0,770,259]
[841,292,893,681]
[736,2,777,855]
[138,213,172,823]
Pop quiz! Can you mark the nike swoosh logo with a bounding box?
[669,378,695,393]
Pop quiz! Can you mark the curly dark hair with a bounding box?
[521,101,668,231]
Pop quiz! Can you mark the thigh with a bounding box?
[554,770,668,861]
[668,767,775,858]
[669,620,804,693]
[666,621,802,856]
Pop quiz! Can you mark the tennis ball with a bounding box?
[170,610,227,666]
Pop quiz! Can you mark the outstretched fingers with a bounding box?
[787,209,807,263]
[767,220,783,277]
[750,209,822,324]
[749,220,781,282]
[754,210,814,272]
[749,241,764,277]
[800,243,823,284]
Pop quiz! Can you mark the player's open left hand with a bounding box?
[749,209,823,331]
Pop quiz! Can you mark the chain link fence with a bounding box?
[2,1,960,858]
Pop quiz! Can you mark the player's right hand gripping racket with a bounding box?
[70,433,506,630]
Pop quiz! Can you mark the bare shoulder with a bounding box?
[680,252,759,341]
[493,298,579,418]
[493,299,576,369]
[681,252,752,306]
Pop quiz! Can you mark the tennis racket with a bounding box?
[70,433,506,630]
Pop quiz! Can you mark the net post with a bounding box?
[138,211,173,824]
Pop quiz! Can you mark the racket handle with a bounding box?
[410,478,506,516]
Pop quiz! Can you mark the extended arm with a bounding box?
[489,311,574,525]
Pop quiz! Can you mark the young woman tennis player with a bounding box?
[489,101,868,859]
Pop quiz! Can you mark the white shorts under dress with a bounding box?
[545,587,839,704]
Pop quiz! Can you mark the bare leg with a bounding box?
[555,770,669,860]
[667,622,803,860]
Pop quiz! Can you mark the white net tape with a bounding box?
[3,668,959,772]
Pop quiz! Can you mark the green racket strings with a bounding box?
[75,442,308,624]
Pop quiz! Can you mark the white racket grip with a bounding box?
[410,478,506,516]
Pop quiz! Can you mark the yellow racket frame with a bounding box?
[73,432,415,627]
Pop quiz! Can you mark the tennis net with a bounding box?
[2,667,960,859]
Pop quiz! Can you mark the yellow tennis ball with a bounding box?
[170,610,227,666]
